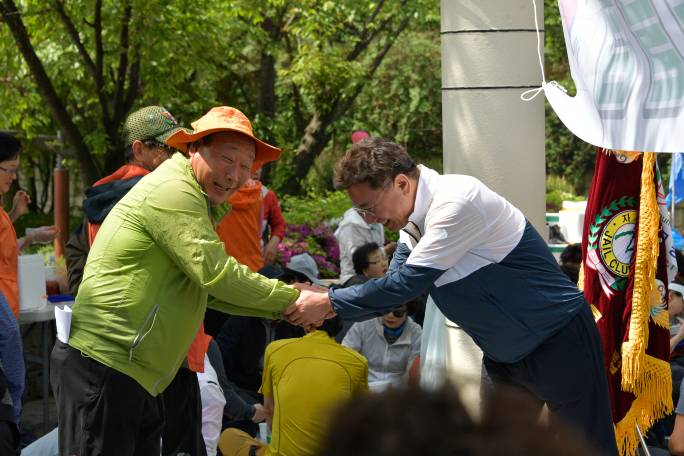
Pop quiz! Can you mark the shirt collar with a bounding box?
[406,165,438,237]
[305,330,336,342]
[373,318,413,345]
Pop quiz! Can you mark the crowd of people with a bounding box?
[0,105,637,456]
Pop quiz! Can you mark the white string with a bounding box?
[520,0,567,101]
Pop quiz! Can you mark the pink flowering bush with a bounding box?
[276,223,340,278]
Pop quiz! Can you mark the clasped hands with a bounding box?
[283,282,336,330]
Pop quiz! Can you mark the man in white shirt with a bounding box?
[286,137,618,456]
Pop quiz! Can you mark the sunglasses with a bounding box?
[386,308,407,318]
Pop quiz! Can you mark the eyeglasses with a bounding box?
[0,166,18,177]
[143,140,175,157]
[368,256,388,266]
[353,180,392,219]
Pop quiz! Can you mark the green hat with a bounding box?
[122,106,188,146]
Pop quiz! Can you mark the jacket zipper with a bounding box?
[128,303,160,361]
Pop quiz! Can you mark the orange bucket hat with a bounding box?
[166,106,281,169]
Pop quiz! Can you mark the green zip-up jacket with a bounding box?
[68,153,299,396]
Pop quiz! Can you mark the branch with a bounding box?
[51,0,96,77]
[361,0,386,38]
[0,0,100,184]
[39,151,52,212]
[113,0,132,124]
[291,83,305,132]
[282,33,305,130]
[346,0,407,61]
[51,0,110,125]
[338,14,412,117]
[123,53,140,116]
[281,11,413,195]
[94,0,103,81]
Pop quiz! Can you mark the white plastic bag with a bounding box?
[420,295,448,391]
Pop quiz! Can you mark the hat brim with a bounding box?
[282,268,325,287]
[155,126,193,145]
[165,128,281,171]
[671,282,684,296]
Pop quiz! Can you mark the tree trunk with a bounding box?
[258,52,277,118]
[278,10,413,195]
[38,152,52,213]
[279,113,333,195]
[258,50,277,183]
[26,155,39,213]
[1,0,101,185]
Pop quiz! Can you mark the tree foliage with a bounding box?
[544,0,596,195]
[2,0,602,203]
[0,0,439,196]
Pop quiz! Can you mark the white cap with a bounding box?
[670,282,684,296]
[286,253,324,286]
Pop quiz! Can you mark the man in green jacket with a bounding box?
[50,106,301,456]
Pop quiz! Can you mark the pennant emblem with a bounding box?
[587,196,637,297]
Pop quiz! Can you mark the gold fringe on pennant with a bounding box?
[618,152,673,455]
[614,355,673,456]
[621,152,660,390]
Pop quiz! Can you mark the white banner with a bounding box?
[545,0,684,153]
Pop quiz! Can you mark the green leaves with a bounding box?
[1,0,439,192]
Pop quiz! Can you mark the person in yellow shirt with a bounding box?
[219,315,368,456]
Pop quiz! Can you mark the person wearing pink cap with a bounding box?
[50,107,302,456]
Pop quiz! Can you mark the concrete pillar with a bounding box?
[441,0,546,232]
[440,0,546,418]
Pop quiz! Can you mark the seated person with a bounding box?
[335,206,387,283]
[649,280,684,444]
[559,243,581,284]
[343,242,388,286]
[215,254,320,434]
[670,281,684,355]
[218,315,368,456]
[671,380,684,455]
[670,281,684,434]
[342,301,422,390]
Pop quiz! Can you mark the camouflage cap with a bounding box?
[122,106,187,146]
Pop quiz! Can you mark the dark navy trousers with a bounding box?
[483,304,619,456]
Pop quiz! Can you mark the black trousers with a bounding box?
[483,304,619,456]
[0,420,19,456]
[50,341,165,456]
[161,367,207,456]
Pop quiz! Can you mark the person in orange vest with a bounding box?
[0,132,57,449]
[216,178,266,273]
[253,167,286,267]
[65,105,187,296]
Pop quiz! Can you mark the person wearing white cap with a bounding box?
[669,279,684,456]
[285,254,325,287]
[669,281,684,353]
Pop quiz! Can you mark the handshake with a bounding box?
[282,282,337,330]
